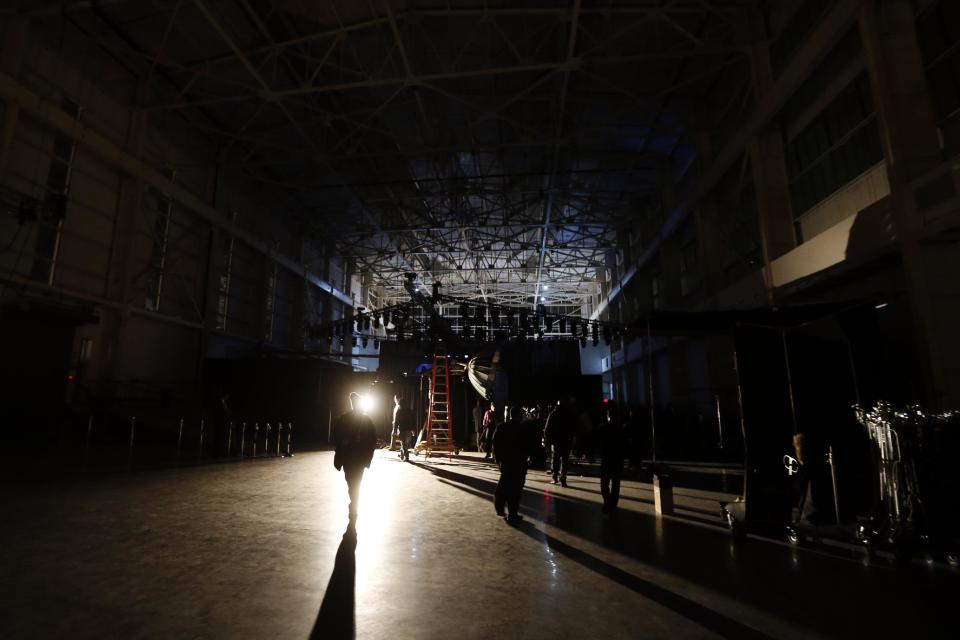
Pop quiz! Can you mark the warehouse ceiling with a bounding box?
[29,0,763,314]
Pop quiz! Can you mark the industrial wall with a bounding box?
[597,0,960,457]
[0,15,353,419]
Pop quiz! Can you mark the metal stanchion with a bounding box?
[253,423,259,458]
[127,416,136,468]
[264,423,272,457]
[177,418,184,462]
[83,414,93,469]
[828,446,841,524]
[284,422,293,457]
[715,394,724,449]
[198,419,205,459]
[240,422,246,457]
[276,422,282,457]
[226,421,233,457]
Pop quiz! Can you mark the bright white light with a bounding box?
[358,394,376,414]
[543,285,550,290]
[540,296,546,302]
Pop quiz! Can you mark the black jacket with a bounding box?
[332,410,377,470]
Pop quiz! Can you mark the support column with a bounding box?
[860,0,958,408]
[693,127,727,300]
[748,19,796,303]
[99,85,149,386]
[0,16,28,184]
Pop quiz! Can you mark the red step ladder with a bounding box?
[417,354,454,458]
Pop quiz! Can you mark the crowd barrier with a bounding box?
[69,414,295,471]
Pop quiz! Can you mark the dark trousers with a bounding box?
[395,429,412,460]
[495,463,527,516]
[600,457,622,509]
[343,465,365,519]
[551,442,571,482]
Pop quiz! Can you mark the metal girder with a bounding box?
[35,0,762,318]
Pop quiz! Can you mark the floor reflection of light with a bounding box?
[546,548,559,587]
[654,516,665,556]
[353,462,394,589]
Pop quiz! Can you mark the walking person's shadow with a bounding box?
[309,525,357,640]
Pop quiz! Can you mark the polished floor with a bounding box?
[0,449,956,639]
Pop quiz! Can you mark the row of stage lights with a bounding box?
[305,291,633,349]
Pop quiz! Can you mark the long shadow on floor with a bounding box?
[310,526,357,640]
[414,461,959,639]
[434,478,773,639]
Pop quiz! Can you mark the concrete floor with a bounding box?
[0,450,956,639]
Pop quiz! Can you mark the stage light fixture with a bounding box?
[579,336,587,348]
[361,336,369,348]
[358,393,376,414]
[592,324,599,347]
[352,336,358,348]
[374,339,380,349]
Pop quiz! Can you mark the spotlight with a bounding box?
[357,393,376,414]
[362,336,369,349]
[374,339,380,349]
[592,324,599,347]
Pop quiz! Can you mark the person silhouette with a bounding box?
[332,392,377,523]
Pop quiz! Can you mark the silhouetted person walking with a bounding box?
[481,401,499,460]
[600,403,626,515]
[545,398,574,486]
[333,392,377,524]
[392,394,414,462]
[494,406,528,524]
